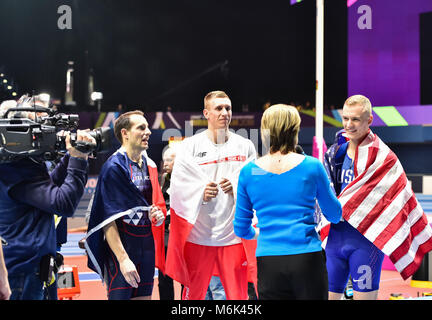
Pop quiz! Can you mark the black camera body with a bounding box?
[0,106,111,163]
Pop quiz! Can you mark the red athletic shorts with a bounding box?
[182,242,248,300]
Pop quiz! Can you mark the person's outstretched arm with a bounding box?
[315,162,342,223]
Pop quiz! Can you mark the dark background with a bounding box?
[0,0,347,112]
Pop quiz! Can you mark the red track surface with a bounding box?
[63,255,183,300]
[63,253,432,300]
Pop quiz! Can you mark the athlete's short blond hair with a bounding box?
[344,95,372,117]
[204,90,230,109]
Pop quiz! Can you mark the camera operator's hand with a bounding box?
[66,130,96,160]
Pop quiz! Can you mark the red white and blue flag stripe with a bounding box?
[85,148,166,281]
[319,130,432,280]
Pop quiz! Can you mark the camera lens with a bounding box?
[88,127,111,153]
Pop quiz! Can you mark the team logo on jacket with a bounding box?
[123,208,148,225]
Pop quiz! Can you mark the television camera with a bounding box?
[0,105,111,163]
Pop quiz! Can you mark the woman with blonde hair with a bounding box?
[234,104,342,300]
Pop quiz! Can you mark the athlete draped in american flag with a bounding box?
[319,95,432,300]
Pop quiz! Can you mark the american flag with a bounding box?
[319,130,432,280]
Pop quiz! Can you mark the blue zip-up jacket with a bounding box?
[0,154,88,274]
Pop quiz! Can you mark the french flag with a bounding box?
[85,149,166,280]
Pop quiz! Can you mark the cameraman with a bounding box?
[0,101,95,300]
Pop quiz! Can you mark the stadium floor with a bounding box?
[59,231,432,300]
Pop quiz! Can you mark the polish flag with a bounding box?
[165,150,257,291]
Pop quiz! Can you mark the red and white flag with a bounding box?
[165,149,257,290]
[165,151,207,287]
[320,132,432,280]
